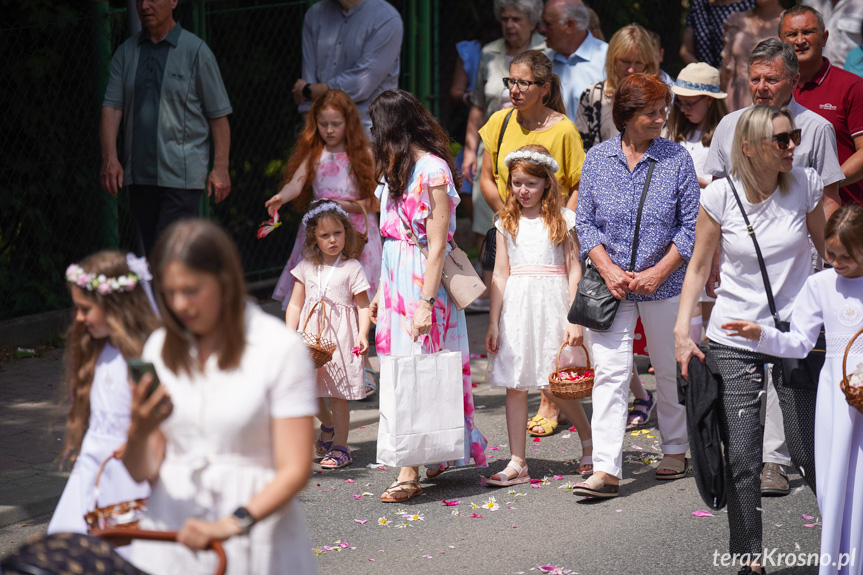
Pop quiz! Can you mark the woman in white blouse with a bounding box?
[123,220,318,575]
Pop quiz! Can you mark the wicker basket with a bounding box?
[841,327,863,414]
[84,452,147,538]
[298,300,337,368]
[548,342,594,400]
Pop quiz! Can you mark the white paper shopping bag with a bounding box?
[376,350,465,467]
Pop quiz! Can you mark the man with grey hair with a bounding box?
[704,38,844,498]
[540,0,607,117]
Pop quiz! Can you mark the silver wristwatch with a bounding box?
[231,506,256,535]
[419,295,435,307]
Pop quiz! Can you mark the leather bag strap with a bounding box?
[493,109,514,178]
[628,158,657,272]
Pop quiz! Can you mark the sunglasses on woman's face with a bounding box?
[770,129,802,150]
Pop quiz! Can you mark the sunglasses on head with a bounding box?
[770,129,802,150]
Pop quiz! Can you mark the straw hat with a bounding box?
[671,63,727,99]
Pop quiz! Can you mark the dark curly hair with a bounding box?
[302,200,363,265]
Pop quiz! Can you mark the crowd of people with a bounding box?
[6,0,863,574]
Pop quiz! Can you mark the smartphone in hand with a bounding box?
[128,358,160,399]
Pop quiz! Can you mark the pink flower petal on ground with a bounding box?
[631,445,642,450]
[355,519,368,524]
[359,426,366,429]
[488,446,500,451]
[353,495,363,500]
[423,555,432,559]
[802,514,814,520]
[531,484,541,488]
[339,542,349,548]
[533,437,541,442]
[469,513,483,518]
[553,475,564,480]
[345,479,355,483]
[616,509,622,512]
[442,499,461,506]
[368,558,375,561]
[569,426,577,432]
[529,478,544,484]
[692,510,715,517]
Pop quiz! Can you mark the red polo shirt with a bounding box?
[794,58,863,205]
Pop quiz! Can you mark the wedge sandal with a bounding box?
[485,460,530,487]
[572,474,619,498]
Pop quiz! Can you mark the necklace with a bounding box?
[519,112,551,130]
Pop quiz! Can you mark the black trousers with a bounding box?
[128,185,202,256]
[709,342,817,556]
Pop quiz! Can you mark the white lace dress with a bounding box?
[490,209,576,390]
[48,344,151,541]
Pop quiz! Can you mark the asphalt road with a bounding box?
[301,378,822,575]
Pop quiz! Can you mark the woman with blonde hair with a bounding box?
[575,23,659,151]
[675,105,825,574]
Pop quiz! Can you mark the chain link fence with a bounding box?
[1,0,699,322]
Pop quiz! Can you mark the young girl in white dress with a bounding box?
[484,145,593,486]
[724,205,863,575]
[286,200,371,470]
[48,251,158,543]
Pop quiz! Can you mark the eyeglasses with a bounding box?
[673,96,705,111]
[502,77,545,92]
[769,129,802,150]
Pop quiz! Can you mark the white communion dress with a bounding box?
[48,344,151,544]
[756,268,863,575]
[491,208,577,390]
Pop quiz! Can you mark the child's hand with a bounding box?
[722,320,762,341]
[565,323,583,347]
[356,336,369,355]
[485,325,499,355]
[264,194,285,218]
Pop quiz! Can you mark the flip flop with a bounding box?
[485,460,530,487]
[655,456,687,480]
[572,474,619,498]
[380,480,423,503]
[527,415,558,437]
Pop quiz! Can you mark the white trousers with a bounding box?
[762,369,792,466]
[589,297,689,478]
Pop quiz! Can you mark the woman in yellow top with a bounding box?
[479,50,585,213]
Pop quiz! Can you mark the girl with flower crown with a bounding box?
[285,200,372,469]
[48,251,159,548]
[484,144,593,486]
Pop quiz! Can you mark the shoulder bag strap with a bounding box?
[628,158,657,272]
[493,109,515,178]
[725,177,782,327]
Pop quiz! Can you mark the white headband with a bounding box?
[504,149,560,173]
[301,201,350,226]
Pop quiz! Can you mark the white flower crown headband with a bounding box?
[504,150,560,173]
[302,201,349,226]
[65,254,154,298]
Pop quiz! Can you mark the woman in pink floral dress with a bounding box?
[369,90,487,503]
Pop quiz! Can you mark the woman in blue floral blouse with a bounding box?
[573,73,700,499]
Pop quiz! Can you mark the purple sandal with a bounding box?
[321,445,352,469]
[626,389,655,429]
[315,424,335,456]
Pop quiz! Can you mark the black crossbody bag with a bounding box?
[726,177,826,389]
[479,109,514,272]
[568,158,656,331]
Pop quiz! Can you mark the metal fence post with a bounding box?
[193,0,211,218]
[93,0,118,248]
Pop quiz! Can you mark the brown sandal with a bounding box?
[380,480,423,503]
